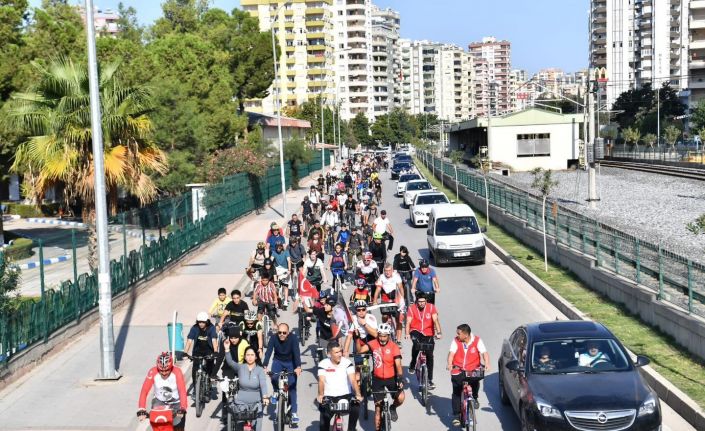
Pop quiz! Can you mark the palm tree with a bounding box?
[8,58,167,270]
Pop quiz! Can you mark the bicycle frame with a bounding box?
[371,388,397,431]
[271,370,296,431]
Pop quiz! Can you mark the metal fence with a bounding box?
[610,145,705,164]
[0,153,323,364]
[419,151,705,318]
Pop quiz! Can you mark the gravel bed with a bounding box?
[485,166,705,264]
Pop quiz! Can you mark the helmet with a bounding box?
[327,205,333,210]
[263,258,273,266]
[419,259,430,268]
[226,327,242,338]
[363,251,373,259]
[257,242,265,249]
[377,323,393,335]
[326,296,338,306]
[373,232,383,240]
[196,311,209,322]
[156,352,173,372]
[353,299,368,309]
[244,310,258,321]
[355,278,366,287]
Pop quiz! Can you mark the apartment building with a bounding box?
[241,0,335,115]
[690,1,705,102]
[371,6,401,117]
[469,37,511,116]
[78,7,119,36]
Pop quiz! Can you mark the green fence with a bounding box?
[419,151,705,318]
[0,154,322,364]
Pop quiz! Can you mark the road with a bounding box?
[190,168,694,431]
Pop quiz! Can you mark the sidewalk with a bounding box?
[0,178,315,431]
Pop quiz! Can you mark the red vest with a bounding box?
[452,336,481,373]
[408,304,436,337]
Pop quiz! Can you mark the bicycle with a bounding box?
[262,307,276,349]
[413,340,435,414]
[397,270,413,314]
[331,269,347,295]
[378,302,400,344]
[217,376,239,430]
[139,404,183,431]
[297,300,309,347]
[456,366,485,431]
[228,402,260,431]
[352,353,372,420]
[371,388,398,431]
[182,352,215,418]
[269,370,298,431]
[276,268,290,310]
[321,397,360,431]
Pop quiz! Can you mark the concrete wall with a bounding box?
[489,121,579,171]
[435,167,705,362]
[262,125,306,142]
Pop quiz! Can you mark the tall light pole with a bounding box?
[270,1,292,219]
[84,0,118,380]
[321,95,326,169]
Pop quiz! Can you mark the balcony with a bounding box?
[306,7,325,15]
[306,44,327,52]
[690,77,705,88]
[691,0,705,9]
[691,40,705,50]
[306,19,327,27]
[691,59,705,69]
[308,55,326,63]
[691,18,705,29]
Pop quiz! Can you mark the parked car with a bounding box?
[403,179,433,207]
[391,161,412,179]
[498,320,661,431]
[409,191,452,226]
[426,204,485,265]
[396,173,422,196]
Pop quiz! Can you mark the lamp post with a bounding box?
[270,0,292,219]
[84,0,119,380]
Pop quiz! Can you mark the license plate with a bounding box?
[454,251,471,257]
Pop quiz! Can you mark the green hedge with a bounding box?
[1,203,61,218]
[5,238,34,260]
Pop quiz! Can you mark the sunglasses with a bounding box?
[356,308,367,312]
[278,331,289,335]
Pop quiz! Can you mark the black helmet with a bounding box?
[263,258,273,266]
[326,295,338,306]
[419,258,430,268]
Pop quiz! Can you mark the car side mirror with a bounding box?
[635,355,650,367]
[481,226,487,233]
[506,359,524,373]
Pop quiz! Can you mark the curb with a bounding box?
[107,225,158,242]
[27,218,85,227]
[16,254,71,270]
[484,235,705,430]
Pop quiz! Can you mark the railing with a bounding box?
[0,153,323,364]
[419,151,705,318]
[609,144,705,164]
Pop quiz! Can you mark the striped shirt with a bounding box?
[254,281,277,304]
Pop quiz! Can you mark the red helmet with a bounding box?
[156,352,173,372]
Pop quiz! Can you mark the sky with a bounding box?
[32,0,589,75]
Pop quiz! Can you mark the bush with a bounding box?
[1,202,60,218]
[5,238,34,260]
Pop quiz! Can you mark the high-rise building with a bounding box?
[241,0,335,115]
[371,6,401,117]
[469,37,511,116]
[690,2,705,102]
[79,7,119,36]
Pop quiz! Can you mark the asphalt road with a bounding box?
[188,168,694,431]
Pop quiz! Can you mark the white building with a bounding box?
[78,7,119,36]
[371,6,401,117]
[469,36,512,116]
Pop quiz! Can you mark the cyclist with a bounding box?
[217,326,250,418]
[184,311,219,386]
[369,233,387,272]
[447,324,490,426]
[223,346,271,431]
[260,258,279,286]
[307,219,324,241]
[317,174,326,193]
[300,196,315,231]
[303,249,327,292]
[263,323,302,426]
[137,352,188,430]
[286,214,304,241]
[411,259,440,304]
[328,242,348,290]
[343,192,358,227]
[265,222,286,250]
[358,323,405,427]
[373,263,404,343]
[364,202,379,227]
[392,246,415,299]
[308,231,325,262]
[343,300,378,358]
[240,310,264,362]
[335,223,351,252]
[343,169,354,191]
[317,342,362,431]
[349,277,371,306]
[309,185,322,214]
[347,225,365,265]
[252,273,279,323]
[271,244,292,309]
[372,210,394,250]
[355,251,379,297]
[321,205,339,246]
[405,293,442,390]
[313,295,345,361]
[208,287,231,327]
[247,242,270,282]
[288,235,307,274]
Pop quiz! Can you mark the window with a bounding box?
[517,133,550,157]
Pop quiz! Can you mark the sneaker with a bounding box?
[473,399,480,410]
[390,406,398,422]
[452,418,461,427]
[428,381,436,390]
[291,413,300,424]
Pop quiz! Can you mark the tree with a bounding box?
[284,136,313,188]
[472,153,491,229]
[115,2,143,43]
[8,58,168,269]
[530,168,559,272]
[663,124,681,149]
[622,127,641,149]
[642,133,657,149]
[152,0,209,37]
[0,250,21,314]
[350,112,371,148]
[612,83,686,134]
[203,145,268,183]
[691,99,705,132]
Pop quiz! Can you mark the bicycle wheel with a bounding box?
[298,311,305,347]
[227,411,234,431]
[360,376,369,420]
[276,396,286,431]
[263,316,270,348]
[383,407,392,431]
[464,398,476,431]
[421,365,430,414]
[194,372,204,418]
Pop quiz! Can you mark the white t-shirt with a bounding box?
[357,260,378,275]
[349,313,378,339]
[377,272,402,294]
[321,211,339,227]
[304,258,325,272]
[318,357,354,397]
[578,351,611,367]
[309,190,321,204]
[338,194,348,207]
[373,217,391,234]
[449,335,488,355]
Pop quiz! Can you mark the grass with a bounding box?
[415,157,705,409]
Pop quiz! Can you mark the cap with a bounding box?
[196,311,209,322]
[270,222,279,229]
[227,327,242,338]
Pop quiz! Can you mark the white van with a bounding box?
[427,204,486,265]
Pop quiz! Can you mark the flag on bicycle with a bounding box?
[298,271,318,300]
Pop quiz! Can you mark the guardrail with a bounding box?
[0,153,323,364]
[418,151,705,318]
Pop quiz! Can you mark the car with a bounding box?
[498,320,661,431]
[426,204,485,265]
[402,179,433,207]
[394,153,412,164]
[409,191,452,226]
[396,173,422,196]
[391,161,412,179]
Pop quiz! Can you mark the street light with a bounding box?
[270,0,292,219]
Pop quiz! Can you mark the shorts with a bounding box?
[257,303,276,314]
[372,378,398,403]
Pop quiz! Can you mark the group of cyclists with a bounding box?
[137,151,490,430]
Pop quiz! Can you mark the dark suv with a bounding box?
[498,321,661,431]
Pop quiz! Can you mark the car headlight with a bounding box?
[437,242,449,249]
[474,238,484,247]
[414,211,424,216]
[535,398,562,419]
[638,393,658,417]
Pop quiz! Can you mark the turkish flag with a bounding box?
[298,271,319,300]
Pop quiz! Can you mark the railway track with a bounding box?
[600,159,705,181]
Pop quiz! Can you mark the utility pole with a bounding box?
[321,96,325,169]
[587,68,599,209]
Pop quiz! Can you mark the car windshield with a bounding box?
[394,163,410,169]
[435,216,480,235]
[406,182,431,191]
[399,174,420,183]
[415,194,449,205]
[530,338,631,374]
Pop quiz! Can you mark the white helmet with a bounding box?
[244,310,258,321]
[377,323,393,335]
[196,311,209,322]
[353,300,368,309]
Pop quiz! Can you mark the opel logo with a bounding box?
[596,412,608,424]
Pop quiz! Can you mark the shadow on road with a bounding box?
[483,372,521,430]
[114,287,138,369]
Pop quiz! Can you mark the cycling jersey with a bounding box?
[330,252,346,271]
[337,230,350,245]
[138,366,188,410]
[187,324,217,355]
[367,339,401,380]
[350,287,371,305]
[239,321,263,350]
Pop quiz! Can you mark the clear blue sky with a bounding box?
[32,0,589,75]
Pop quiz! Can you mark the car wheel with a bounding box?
[498,369,510,406]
